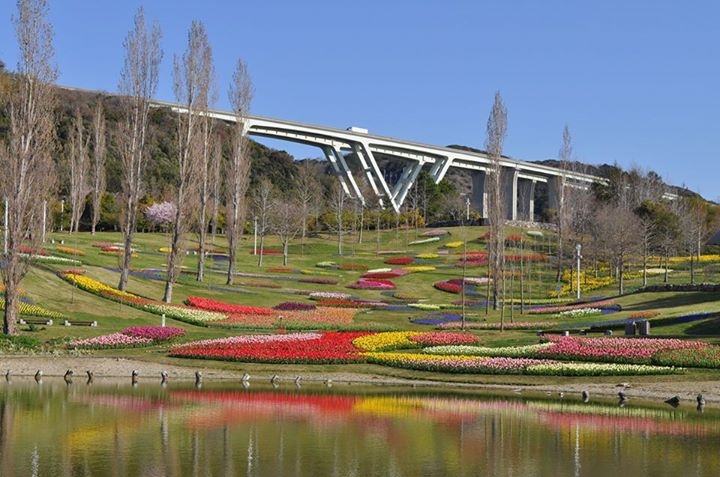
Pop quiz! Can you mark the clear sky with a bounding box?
[1,0,718,201]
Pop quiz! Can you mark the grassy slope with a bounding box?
[4,226,720,384]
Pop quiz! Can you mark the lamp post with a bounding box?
[60,198,64,232]
[575,244,582,300]
[253,215,258,255]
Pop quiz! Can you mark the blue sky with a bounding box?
[1,0,718,201]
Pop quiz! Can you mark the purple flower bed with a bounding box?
[411,313,462,325]
[298,277,339,285]
[273,302,317,311]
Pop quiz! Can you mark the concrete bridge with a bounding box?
[155,101,609,220]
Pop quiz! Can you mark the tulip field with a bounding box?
[2,226,720,380]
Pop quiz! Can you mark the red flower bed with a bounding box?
[384,257,414,265]
[267,267,293,273]
[434,280,463,294]
[169,331,373,363]
[18,245,49,255]
[186,296,275,315]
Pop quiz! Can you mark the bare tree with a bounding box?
[90,98,106,234]
[271,193,303,266]
[68,108,90,233]
[554,125,573,284]
[484,91,508,322]
[294,159,321,254]
[594,203,641,294]
[327,182,347,256]
[209,133,223,243]
[251,179,274,267]
[162,20,212,302]
[1,0,57,335]
[225,59,253,285]
[191,25,216,283]
[116,7,162,291]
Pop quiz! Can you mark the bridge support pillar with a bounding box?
[517,178,537,222]
[322,145,363,203]
[502,168,519,221]
[471,171,488,218]
[547,176,566,214]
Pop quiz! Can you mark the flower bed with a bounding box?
[56,245,85,256]
[415,253,440,259]
[402,266,436,272]
[362,270,407,279]
[439,321,557,330]
[122,325,186,342]
[169,331,372,363]
[409,332,479,346]
[384,257,414,265]
[0,299,67,320]
[410,313,462,325]
[273,302,317,311]
[527,299,618,315]
[433,280,462,294]
[353,331,421,352]
[408,237,440,245]
[339,263,369,271]
[68,332,153,350]
[348,278,396,290]
[421,229,449,237]
[536,335,707,364]
[309,291,352,300]
[313,299,384,308]
[652,345,720,369]
[445,241,464,248]
[297,277,339,285]
[185,296,275,315]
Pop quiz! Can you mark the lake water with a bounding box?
[1,378,719,476]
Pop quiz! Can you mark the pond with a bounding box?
[1,378,719,476]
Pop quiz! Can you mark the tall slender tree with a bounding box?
[90,98,107,235]
[225,59,254,285]
[68,108,90,234]
[163,20,212,302]
[1,0,57,335]
[117,7,162,291]
[484,91,508,324]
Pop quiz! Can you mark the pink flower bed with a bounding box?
[348,278,396,290]
[122,326,186,342]
[409,332,480,346]
[536,335,707,364]
[69,332,153,349]
[186,296,275,315]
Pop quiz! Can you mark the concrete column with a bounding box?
[501,167,519,221]
[517,178,537,222]
[547,176,565,212]
[471,171,487,218]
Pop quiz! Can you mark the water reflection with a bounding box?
[1,379,719,476]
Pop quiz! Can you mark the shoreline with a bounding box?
[3,355,720,407]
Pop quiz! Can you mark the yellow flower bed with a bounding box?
[415,253,439,259]
[353,331,421,352]
[402,265,436,272]
[445,241,464,248]
[62,273,139,300]
[56,245,86,256]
